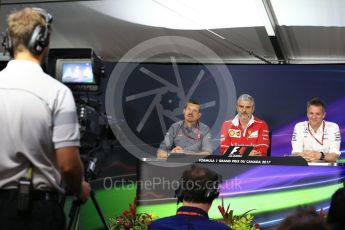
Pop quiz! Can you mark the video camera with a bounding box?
[48,48,109,152]
[47,48,104,94]
[47,49,110,230]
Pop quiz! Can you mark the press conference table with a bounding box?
[145,154,345,166]
[137,155,345,228]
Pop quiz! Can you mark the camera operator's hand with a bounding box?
[57,147,92,202]
[77,180,91,203]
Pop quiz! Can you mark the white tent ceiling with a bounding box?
[1,0,345,63]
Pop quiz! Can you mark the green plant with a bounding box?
[231,213,260,230]
[109,197,153,230]
[217,196,260,230]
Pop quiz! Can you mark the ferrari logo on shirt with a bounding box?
[248,130,258,138]
[229,129,241,138]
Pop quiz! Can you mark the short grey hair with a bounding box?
[237,94,255,106]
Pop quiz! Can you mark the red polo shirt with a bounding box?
[220,115,270,156]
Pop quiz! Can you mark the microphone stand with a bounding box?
[67,157,109,230]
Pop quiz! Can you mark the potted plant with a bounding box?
[109,197,153,230]
[217,196,260,230]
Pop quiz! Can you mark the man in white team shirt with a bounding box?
[291,98,341,162]
[0,7,90,229]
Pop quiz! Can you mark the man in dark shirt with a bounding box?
[157,100,213,159]
[149,164,231,230]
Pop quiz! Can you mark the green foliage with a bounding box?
[231,214,259,230]
[217,196,260,230]
[109,197,153,230]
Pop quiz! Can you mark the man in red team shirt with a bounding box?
[220,94,270,156]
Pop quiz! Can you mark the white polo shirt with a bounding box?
[291,121,341,155]
[0,60,80,192]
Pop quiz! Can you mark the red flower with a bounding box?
[129,203,135,216]
[110,197,154,230]
[116,216,123,223]
[122,210,129,216]
[134,196,137,209]
[129,196,137,216]
[255,223,260,228]
[217,196,257,228]
[319,208,326,218]
[218,205,225,217]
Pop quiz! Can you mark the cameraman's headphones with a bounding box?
[175,172,222,204]
[1,7,53,57]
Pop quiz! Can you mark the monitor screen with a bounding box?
[56,59,95,84]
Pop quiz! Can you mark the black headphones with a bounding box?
[175,171,222,204]
[1,7,53,57]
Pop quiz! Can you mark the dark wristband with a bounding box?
[319,152,325,160]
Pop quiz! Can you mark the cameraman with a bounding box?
[0,7,90,229]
